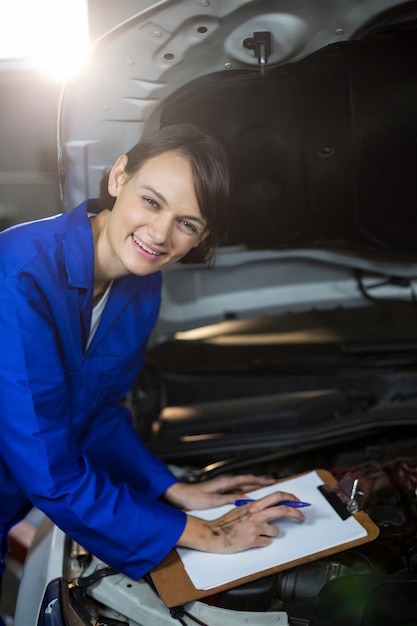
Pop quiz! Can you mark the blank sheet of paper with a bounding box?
[177,470,367,590]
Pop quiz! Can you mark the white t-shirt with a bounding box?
[87,281,113,349]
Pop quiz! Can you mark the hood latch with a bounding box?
[243,31,271,76]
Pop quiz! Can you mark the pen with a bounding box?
[234,499,311,508]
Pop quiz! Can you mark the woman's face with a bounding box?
[100,150,208,278]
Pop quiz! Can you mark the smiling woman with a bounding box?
[0,0,89,83]
[0,123,290,621]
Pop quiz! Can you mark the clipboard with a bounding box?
[150,469,379,607]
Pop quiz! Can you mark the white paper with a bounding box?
[177,471,367,590]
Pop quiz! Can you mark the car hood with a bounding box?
[58,0,417,335]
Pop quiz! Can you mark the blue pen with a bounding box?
[234,499,311,508]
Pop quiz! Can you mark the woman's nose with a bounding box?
[148,213,173,243]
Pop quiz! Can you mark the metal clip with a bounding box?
[318,473,364,520]
[335,473,364,514]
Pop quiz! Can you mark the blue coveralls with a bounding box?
[0,201,187,587]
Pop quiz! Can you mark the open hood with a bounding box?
[58,0,417,336]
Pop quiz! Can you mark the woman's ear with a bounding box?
[108,155,129,197]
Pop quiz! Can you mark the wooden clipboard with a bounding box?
[150,469,379,607]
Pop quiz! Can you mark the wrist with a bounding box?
[164,481,190,509]
[177,514,221,552]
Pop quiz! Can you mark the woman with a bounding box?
[0,124,304,602]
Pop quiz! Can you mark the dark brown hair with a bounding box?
[99,123,231,264]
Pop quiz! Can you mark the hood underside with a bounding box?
[160,21,417,255]
[57,0,417,336]
[59,0,417,256]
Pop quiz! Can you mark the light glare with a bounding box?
[0,0,90,83]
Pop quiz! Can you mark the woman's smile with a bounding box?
[131,233,166,258]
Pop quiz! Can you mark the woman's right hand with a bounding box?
[177,490,306,553]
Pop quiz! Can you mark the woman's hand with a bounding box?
[177,490,306,553]
[164,474,276,511]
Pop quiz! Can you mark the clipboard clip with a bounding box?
[318,473,364,520]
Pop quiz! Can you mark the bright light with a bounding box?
[0,0,90,84]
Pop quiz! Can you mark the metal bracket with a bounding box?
[243,31,271,76]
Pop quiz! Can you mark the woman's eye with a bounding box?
[180,220,198,234]
[144,196,159,208]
